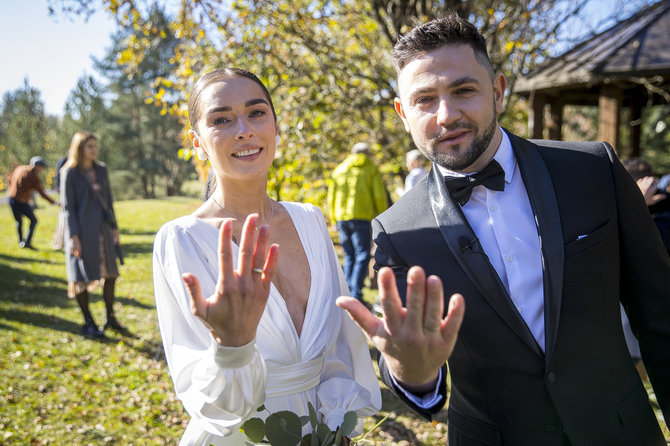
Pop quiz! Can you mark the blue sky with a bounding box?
[0,0,116,116]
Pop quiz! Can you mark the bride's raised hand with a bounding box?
[182,214,279,346]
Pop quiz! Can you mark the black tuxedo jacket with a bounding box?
[373,132,670,446]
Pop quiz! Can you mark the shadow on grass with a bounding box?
[0,264,69,308]
[0,320,14,330]
[115,295,155,310]
[0,252,62,265]
[118,241,154,256]
[0,307,117,344]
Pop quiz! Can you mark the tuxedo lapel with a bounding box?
[428,166,543,357]
[510,133,565,363]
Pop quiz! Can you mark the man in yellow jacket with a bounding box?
[328,142,388,302]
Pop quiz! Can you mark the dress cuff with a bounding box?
[211,338,257,368]
[391,368,444,409]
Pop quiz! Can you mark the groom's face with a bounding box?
[394,44,506,173]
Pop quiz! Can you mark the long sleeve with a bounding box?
[372,218,447,419]
[33,175,55,204]
[152,221,267,438]
[98,164,117,224]
[609,145,670,423]
[62,169,80,238]
[312,209,382,434]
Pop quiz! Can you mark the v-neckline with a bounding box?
[192,203,314,344]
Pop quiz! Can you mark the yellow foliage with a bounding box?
[505,41,515,52]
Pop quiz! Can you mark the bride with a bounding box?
[152,68,381,445]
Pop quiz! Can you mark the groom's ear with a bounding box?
[394,97,411,133]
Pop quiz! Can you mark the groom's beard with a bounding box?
[420,104,497,172]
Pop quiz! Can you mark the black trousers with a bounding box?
[9,198,37,245]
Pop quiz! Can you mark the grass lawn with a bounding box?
[0,196,667,445]
[0,197,449,445]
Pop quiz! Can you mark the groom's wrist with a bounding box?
[394,371,440,396]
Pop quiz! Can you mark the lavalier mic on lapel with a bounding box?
[459,236,479,253]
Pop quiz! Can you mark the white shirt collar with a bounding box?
[436,127,515,184]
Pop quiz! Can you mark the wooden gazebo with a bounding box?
[514,0,670,155]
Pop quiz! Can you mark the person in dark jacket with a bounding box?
[61,131,125,338]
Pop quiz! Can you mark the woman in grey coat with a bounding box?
[61,131,124,338]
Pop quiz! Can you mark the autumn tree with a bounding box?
[47,0,658,204]
[94,5,193,198]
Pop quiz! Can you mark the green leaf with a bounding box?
[340,411,357,437]
[241,417,266,443]
[299,415,310,426]
[322,431,335,446]
[257,404,266,412]
[334,427,342,446]
[265,411,302,446]
[316,423,330,442]
[307,401,318,428]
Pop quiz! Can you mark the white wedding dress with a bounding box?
[153,202,381,445]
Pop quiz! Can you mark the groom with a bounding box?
[338,14,670,446]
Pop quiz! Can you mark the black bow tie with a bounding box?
[444,159,506,206]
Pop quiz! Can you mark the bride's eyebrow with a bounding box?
[245,98,269,107]
[205,98,269,115]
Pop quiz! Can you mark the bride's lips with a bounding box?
[232,145,263,159]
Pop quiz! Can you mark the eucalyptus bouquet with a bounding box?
[240,402,357,446]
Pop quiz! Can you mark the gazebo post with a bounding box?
[629,97,643,158]
[598,84,621,150]
[529,93,546,139]
[548,100,564,140]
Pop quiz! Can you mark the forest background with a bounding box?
[1,0,669,206]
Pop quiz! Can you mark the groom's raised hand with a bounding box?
[337,266,465,393]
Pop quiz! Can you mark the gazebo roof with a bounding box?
[514,0,670,94]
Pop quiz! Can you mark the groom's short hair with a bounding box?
[391,14,493,75]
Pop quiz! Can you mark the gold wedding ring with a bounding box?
[252,268,264,274]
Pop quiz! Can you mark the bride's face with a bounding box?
[193,77,277,181]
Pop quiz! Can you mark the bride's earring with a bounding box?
[192,132,208,161]
[195,148,208,161]
[275,134,281,145]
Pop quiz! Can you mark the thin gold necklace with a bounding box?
[211,196,274,229]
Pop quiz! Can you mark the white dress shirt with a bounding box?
[396,129,545,408]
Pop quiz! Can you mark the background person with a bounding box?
[6,156,60,250]
[404,148,428,193]
[622,157,670,255]
[327,142,388,304]
[62,131,125,338]
[152,68,380,445]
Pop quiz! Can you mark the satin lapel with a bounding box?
[428,166,543,357]
[510,133,565,363]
